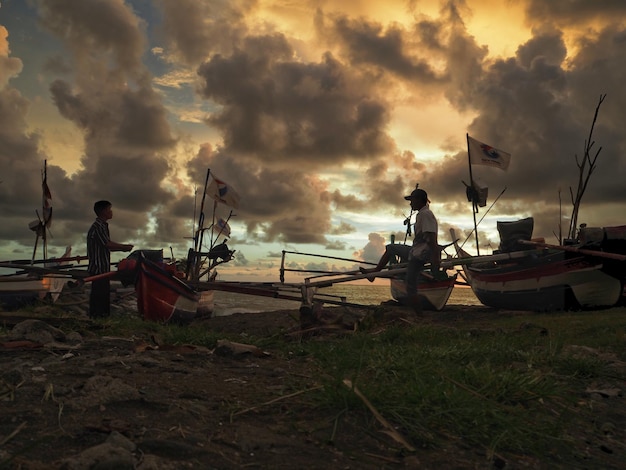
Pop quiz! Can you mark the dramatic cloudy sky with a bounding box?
[1,0,624,282]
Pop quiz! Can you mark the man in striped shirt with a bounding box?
[87,200,133,318]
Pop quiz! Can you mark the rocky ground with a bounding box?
[1,304,625,469]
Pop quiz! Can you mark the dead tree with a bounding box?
[568,94,606,240]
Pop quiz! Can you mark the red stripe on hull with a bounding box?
[465,255,620,310]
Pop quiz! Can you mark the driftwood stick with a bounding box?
[0,421,27,446]
[342,379,415,452]
[231,385,324,418]
[439,374,487,400]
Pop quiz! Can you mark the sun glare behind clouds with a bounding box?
[1,0,626,282]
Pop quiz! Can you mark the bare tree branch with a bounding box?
[568,94,606,239]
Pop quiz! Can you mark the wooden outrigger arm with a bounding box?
[519,240,626,261]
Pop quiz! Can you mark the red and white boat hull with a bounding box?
[390,274,457,311]
[135,258,199,323]
[466,255,621,311]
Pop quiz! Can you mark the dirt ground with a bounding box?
[1,304,625,469]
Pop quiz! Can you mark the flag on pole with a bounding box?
[467,136,511,171]
[42,174,52,227]
[206,174,240,209]
[212,218,231,238]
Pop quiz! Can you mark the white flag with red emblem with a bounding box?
[468,136,511,171]
[212,218,231,238]
[206,174,240,209]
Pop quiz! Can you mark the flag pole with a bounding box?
[194,168,211,280]
[214,209,234,242]
[42,160,48,260]
[466,133,480,256]
[192,185,197,246]
[209,199,217,249]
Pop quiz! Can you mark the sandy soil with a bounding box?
[1,304,625,469]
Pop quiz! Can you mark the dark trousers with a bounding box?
[405,258,425,296]
[89,278,111,318]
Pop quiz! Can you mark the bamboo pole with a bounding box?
[519,239,626,261]
[466,133,480,255]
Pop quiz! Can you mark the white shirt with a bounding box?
[411,204,438,259]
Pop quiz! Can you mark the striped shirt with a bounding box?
[87,218,111,275]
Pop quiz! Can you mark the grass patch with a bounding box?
[33,305,626,464]
[295,309,626,460]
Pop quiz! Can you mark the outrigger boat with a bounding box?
[450,221,625,311]
[95,169,240,323]
[0,161,88,309]
[389,273,457,311]
[0,273,65,309]
[131,254,199,323]
[279,248,459,312]
[448,116,625,311]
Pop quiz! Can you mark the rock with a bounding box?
[106,431,137,452]
[10,319,66,344]
[600,422,616,436]
[66,331,83,344]
[59,442,134,470]
[138,439,209,458]
[71,375,141,408]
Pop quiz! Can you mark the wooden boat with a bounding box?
[453,111,624,311]
[578,224,626,305]
[183,168,238,315]
[0,250,80,310]
[279,248,459,311]
[0,275,53,309]
[450,225,623,311]
[133,254,200,323]
[465,252,620,311]
[389,272,458,311]
[0,161,77,309]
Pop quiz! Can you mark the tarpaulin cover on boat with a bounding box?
[496,217,534,253]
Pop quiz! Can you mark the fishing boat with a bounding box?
[279,247,459,311]
[181,169,239,317]
[125,253,200,324]
[451,118,624,311]
[574,224,626,304]
[389,271,458,311]
[450,222,623,311]
[0,161,82,309]
[0,252,83,309]
[0,274,61,309]
[71,168,238,323]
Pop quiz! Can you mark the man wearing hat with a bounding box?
[360,186,440,312]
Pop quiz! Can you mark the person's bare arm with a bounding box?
[106,241,133,252]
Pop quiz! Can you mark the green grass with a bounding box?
[26,305,626,463]
[284,309,625,460]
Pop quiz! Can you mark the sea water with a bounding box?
[212,284,481,316]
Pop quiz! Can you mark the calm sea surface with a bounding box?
[213,284,481,316]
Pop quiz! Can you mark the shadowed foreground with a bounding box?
[1,302,625,469]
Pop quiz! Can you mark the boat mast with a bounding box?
[192,168,211,280]
[31,160,51,264]
[42,160,48,260]
[466,133,480,256]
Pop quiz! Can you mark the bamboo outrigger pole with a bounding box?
[279,250,376,283]
[519,239,626,261]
